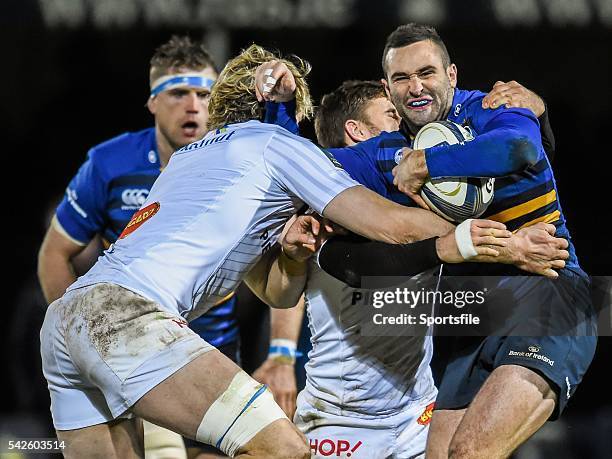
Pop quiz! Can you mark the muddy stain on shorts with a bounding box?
[62,283,179,361]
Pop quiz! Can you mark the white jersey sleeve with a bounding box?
[263,134,360,215]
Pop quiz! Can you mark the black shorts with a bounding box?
[435,269,598,420]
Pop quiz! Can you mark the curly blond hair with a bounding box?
[208,44,313,130]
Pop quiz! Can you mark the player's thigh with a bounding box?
[425,408,466,459]
[132,348,242,438]
[182,340,240,458]
[58,418,143,459]
[449,364,555,458]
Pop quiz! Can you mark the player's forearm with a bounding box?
[264,100,299,134]
[244,245,307,309]
[318,234,442,287]
[426,116,540,178]
[264,250,308,308]
[324,186,454,245]
[270,296,305,341]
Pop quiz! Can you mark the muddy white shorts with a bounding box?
[40,283,214,430]
[294,390,437,459]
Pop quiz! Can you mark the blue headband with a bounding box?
[150,74,215,97]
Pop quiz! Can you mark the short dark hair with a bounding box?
[315,80,386,148]
[382,23,451,76]
[149,35,218,85]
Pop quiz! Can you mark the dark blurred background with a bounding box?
[2,0,611,457]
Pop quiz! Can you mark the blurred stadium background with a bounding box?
[2,0,611,457]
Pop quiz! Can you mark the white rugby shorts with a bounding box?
[40,283,214,430]
[294,389,437,459]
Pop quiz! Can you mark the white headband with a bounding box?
[150,72,215,97]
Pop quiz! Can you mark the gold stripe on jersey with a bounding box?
[487,189,557,223]
[214,291,235,306]
[515,210,561,231]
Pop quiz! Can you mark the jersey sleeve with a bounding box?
[263,134,361,215]
[425,108,542,178]
[317,234,440,288]
[55,150,108,244]
[538,106,555,162]
[328,138,390,196]
[263,100,300,135]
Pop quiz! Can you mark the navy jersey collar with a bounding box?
[398,88,472,138]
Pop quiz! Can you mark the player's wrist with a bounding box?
[279,246,309,274]
[267,339,302,365]
[411,149,429,180]
[441,219,480,263]
[436,232,462,263]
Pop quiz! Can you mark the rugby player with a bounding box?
[40,44,525,459]
[264,24,593,458]
[255,75,563,458]
[36,36,298,459]
[378,24,597,458]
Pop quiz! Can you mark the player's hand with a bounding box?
[252,359,297,418]
[437,219,512,263]
[482,80,546,117]
[391,147,430,210]
[254,60,297,103]
[506,222,569,278]
[282,215,340,263]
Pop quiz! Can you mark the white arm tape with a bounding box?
[455,219,478,260]
[196,371,287,457]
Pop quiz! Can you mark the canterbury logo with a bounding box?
[122,189,149,207]
[119,202,160,239]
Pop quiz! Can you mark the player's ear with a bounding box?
[381,78,391,98]
[447,64,458,89]
[147,96,157,115]
[345,119,366,144]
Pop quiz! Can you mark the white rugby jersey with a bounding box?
[302,262,437,417]
[70,121,359,320]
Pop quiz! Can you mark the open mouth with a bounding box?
[407,98,433,110]
[181,121,200,136]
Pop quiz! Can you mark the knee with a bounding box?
[271,431,310,459]
[278,437,310,459]
[238,421,309,459]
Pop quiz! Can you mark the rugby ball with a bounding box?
[413,121,494,223]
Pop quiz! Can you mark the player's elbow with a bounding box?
[264,292,301,309]
[507,133,539,169]
[37,237,56,283]
[37,246,56,304]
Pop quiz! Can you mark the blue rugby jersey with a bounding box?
[56,127,238,348]
[326,88,582,275]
